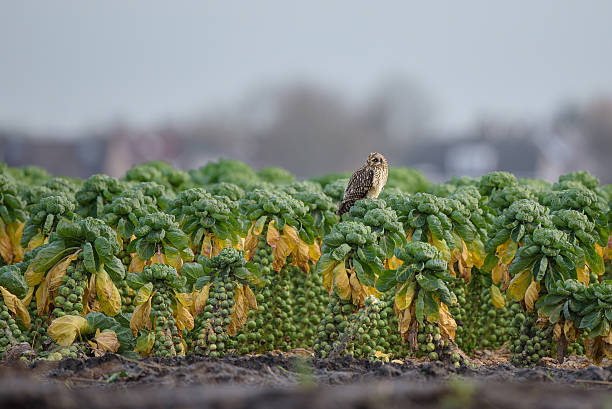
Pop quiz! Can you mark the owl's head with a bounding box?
[366,152,388,168]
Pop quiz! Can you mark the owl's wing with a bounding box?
[343,167,374,201]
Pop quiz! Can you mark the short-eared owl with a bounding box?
[337,152,388,215]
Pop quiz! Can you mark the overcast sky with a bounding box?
[1,1,611,135]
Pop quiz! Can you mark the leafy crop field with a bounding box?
[0,160,611,407]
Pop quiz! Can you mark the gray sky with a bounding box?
[1,1,611,134]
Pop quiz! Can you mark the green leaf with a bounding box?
[395,265,411,283]
[580,310,603,330]
[195,275,212,290]
[94,236,113,264]
[181,262,205,286]
[508,253,537,276]
[423,292,439,323]
[85,312,117,333]
[113,325,136,353]
[240,263,265,287]
[375,269,397,292]
[585,244,605,276]
[531,256,548,282]
[331,243,351,261]
[438,284,456,306]
[136,239,156,261]
[415,289,425,325]
[104,256,126,282]
[510,224,525,243]
[427,215,444,240]
[126,273,146,290]
[352,258,374,287]
[126,238,138,254]
[165,228,189,250]
[363,245,379,262]
[482,253,499,272]
[416,274,440,291]
[31,241,67,273]
[83,242,97,274]
[0,266,29,298]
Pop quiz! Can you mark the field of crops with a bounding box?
[0,159,611,406]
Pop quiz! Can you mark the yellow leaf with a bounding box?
[243,284,257,310]
[175,302,194,331]
[333,261,351,300]
[228,285,248,335]
[134,283,154,306]
[212,237,230,257]
[461,239,469,264]
[93,329,120,353]
[501,240,518,264]
[395,282,408,311]
[395,281,416,311]
[374,350,391,362]
[46,251,80,297]
[349,271,363,306]
[438,303,457,340]
[507,270,532,301]
[0,286,31,328]
[469,238,485,268]
[577,265,590,285]
[130,295,152,335]
[82,273,98,316]
[135,331,155,357]
[319,258,338,293]
[491,263,505,285]
[36,278,50,316]
[524,280,540,312]
[266,220,280,248]
[7,222,24,263]
[164,245,182,269]
[96,269,122,316]
[192,284,210,316]
[269,225,299,272]
[48,315,88,346]
[244,225,259,261]
[174,291,193,307]
[0,223,13,264]
[291,239,311,273]
[564,320,576,343]
[490,284,505,309]
[21,286,34,307]
[430,234,450,261]
[25,264,45,287]
[272,235,296,273]
[282,224,299,246]
[308,242,321,263]
[200,233,213,258]
[27,232,45,251]
[397,308,411,337]
[553,322,562,341]
[129,255,146,273]
[386,255,402,270]
[585,336,605,365]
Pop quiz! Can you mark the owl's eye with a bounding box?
[373,158,379,163]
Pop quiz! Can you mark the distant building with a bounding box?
[402,135,569,182]
[0,132,108,178]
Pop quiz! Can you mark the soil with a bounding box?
[3,350,612,409]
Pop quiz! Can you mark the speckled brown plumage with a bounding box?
[337,153,388,215]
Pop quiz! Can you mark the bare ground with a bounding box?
[2,351,612,409]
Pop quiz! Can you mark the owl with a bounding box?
[337,152,389,215]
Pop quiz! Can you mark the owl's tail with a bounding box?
[337,199,356,216]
